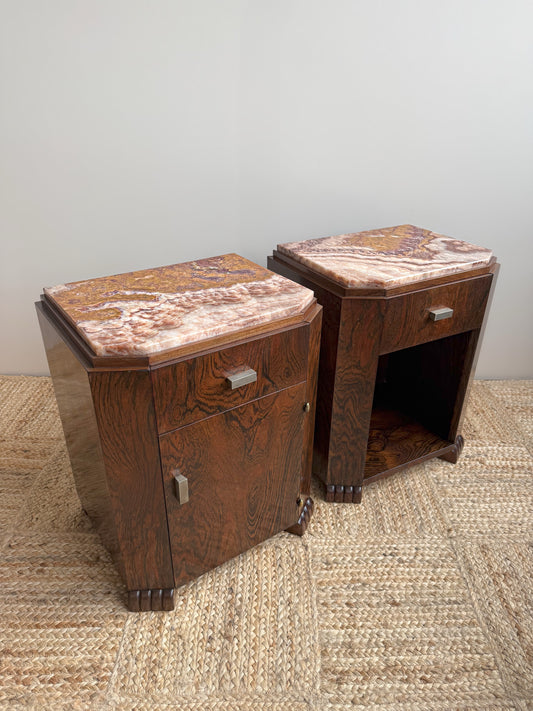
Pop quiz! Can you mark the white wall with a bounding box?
[1,0,532,377]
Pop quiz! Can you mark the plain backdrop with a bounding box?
[1,0,532,377]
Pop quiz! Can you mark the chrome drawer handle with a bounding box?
[173,471,189,505]
[225,368,257,390]
[429,307,453,321]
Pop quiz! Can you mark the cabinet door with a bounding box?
[160,382,306,587]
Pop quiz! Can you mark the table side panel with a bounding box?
[448,265,499,438]
[424,265,497,442]
[327,297,385,487]
[300,304,322,496]
[267,255,342,483]
[89,369,174,591]
[36,303,125,581]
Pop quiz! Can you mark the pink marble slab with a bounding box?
[44,254,314,356]
[278,225,493,289]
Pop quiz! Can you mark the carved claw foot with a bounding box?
[127,588,175,612]
[325,484,363,504]
[439,435,465,464]
[286,496,314,536]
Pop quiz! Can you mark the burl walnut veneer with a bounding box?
[268,225,498,503]
[36,254,321,611]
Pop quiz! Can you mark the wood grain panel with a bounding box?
[89,369,174,591]
[448,264,499,438]
[267,254,342,485]
[268,251,498,498]
[311,288,343,483]
[326,297,385,487]
[152,327,307,433]
[364,405,451,479]
[300,304,322,497]
[36,303,125,580]
[268,254,385,488]
[380,274,492,353]
[160,384,305,587]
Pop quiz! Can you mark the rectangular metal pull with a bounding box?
[225,368,257,390]
[429,307,454,321]
[173,472,189,505]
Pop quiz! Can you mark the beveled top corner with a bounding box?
[44,254,315,357]
[277,225,494,290]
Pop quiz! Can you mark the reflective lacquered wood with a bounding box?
[151,325,308,433]
[37,279,321,610]
[37,302,175,593]
[160,385,306,587]
[268,248,498,502]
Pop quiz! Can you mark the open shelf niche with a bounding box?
[363,330,476,482]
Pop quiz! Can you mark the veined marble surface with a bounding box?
[45,254,314,356]
[278,225,493,289]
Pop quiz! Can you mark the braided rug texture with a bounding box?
[0,376,531,710]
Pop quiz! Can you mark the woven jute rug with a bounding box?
[0,376,531,710]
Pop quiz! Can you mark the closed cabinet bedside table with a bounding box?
[268,225,498,503]
[36,255,321,611]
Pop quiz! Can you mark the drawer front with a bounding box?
[380,274,493,354]
[160,383,306,587]
[152,325,308,433]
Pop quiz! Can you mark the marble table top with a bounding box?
[278,225,493,289]
[45,254,314,356]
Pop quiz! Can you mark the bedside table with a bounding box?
[36,254,321,610]
[268,225,498,503]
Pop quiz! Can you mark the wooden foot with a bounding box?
[439,435,465,464]
[286,497,314,536]
[127,588,175,612]
[325,484,363,504]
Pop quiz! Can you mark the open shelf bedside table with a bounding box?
[36,254,321,610]
[268,225,498,503]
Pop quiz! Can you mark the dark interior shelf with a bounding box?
[361,338,469,482]
[364,404,451,480]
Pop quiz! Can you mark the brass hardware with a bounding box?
[303,402,310,413]
[225,368,257,390]
[429,307,454,321]
[173,471,189,505]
